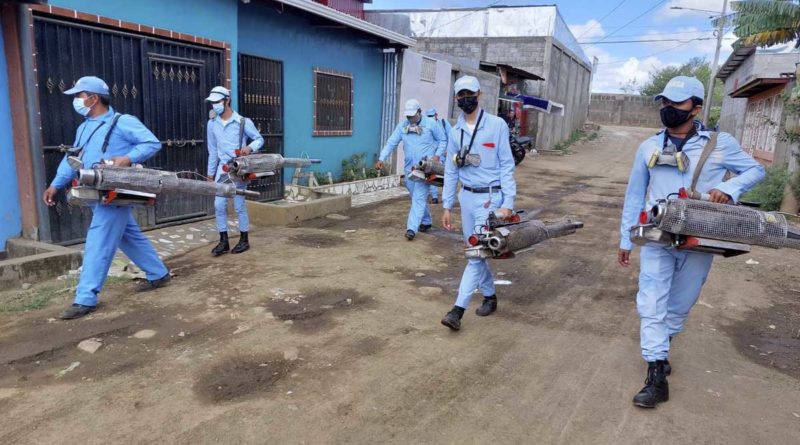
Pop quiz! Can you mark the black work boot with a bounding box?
[432,198,439,204]
[663,359,672,376]
[211,232,230,256]
[231,231,250,254]
[475,296,497,316]
[405,230,416,241]
[441,306,465,331]
[632,360,670,408]
[59,304,97,320]
[418,224,432,233]
[136,272,171,292]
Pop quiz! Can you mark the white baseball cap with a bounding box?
[454,75,480,93]
[403,99,421,117]
[205,86,230,102]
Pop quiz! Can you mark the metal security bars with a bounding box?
[313,67,353,136]
[238,54,284,201]
[421,57,436,83]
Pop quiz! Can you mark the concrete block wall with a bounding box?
[588,93,662,128]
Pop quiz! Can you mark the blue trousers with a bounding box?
[215,176,249,232]
[75,205,168,307]
[637,245,714,362]
[405,179,432,233]
[454,189,503,309]
[430,185,439,200]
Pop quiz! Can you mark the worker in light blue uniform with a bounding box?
[205,86,264,256]
[43,76,170,320]
[376,99,446,240]
[425,107,453,205]
[440,76,517,331]
[618,76,765,408]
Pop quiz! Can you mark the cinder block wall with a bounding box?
[588,93,661,128]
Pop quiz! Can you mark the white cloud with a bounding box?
[590,53,673,93]
[569,19,605,41]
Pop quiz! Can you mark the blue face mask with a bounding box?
[212,103,225,115]
[72,97,91,116]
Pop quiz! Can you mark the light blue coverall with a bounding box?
[51,108,169,307]
[206,112,264,232]
[620,125,765,362]
[429,118,453,201]
[379,115,447,233]
[442,110,517,309]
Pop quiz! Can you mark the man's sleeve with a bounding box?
[619,144,651,250]
[245,119,264,152]
[431,120,447,157]
[442,133,459,210]
[119,115,162,164]
[496,122,516,210]
[207,121,219,177]
[379,123,403,162]
[712,133,766,203]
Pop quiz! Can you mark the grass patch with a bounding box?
[553,129,598,153]
[0,274,131,313]
[740,166,790,211]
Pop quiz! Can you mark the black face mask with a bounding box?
[457,96,479,114]
[660,106,693,128]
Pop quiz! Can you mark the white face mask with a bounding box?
[212,103,225,115]
[72,97,92,116]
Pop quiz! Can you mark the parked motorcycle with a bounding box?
[510,133,535,165]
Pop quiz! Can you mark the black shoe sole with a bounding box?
[231,247,249,254]
[633,396,668,408]
[441,318,460,331]
[212,249,230,256]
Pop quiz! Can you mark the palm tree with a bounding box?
[719,0,800,47]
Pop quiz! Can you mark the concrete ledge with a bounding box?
[1,239,83,286]
[247,187,351,226]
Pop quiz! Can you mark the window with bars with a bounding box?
[313,68,353,136]
[421,57,437,82]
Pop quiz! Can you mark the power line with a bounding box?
[595,39,701,66]
[582,37,719,44]
[593,0,668,43]
[576,0,627,39]
[589,29,716,39]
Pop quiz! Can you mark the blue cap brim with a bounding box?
[654,92,691,102]
[63,86,82,95]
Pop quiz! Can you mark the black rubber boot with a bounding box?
[632,360,670,408]
[441,306,465,331]
[231,231,250,254]
[475,296,497,316]
[211,232,230,256]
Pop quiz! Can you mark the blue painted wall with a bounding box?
[49,0,240,106]
[0,20,23,251]
[238,1,385,177]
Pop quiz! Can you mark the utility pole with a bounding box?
[702,0,729,126]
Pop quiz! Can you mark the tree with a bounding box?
[619,78,640,94]
[639,57,724,105]
[720,0,800,47]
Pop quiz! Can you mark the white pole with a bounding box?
[703,0,729,126]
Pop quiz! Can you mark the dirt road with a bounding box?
[1,125,799,444]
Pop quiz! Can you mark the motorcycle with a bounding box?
[510,133,535,166]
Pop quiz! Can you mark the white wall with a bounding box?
[393,50,453,172]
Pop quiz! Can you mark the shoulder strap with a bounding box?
[239,117,249,148]
[690,131,718,193]
[101,113,124,154]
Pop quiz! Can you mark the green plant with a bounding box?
[740,166,790,210]
[707,106,721,129]
[340,152,380,182]
[553,129,597,153]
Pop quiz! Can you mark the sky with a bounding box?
[366,0,737,94]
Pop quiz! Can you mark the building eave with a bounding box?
[276,0,415,47]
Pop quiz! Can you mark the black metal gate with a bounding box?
[34,16,224,244]
[238,54,284,201]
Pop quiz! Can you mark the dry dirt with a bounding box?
[1,125,799,444]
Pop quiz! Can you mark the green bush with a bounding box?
[740,166,789,211]
[340,152,381,183]
[707,106,721,129]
